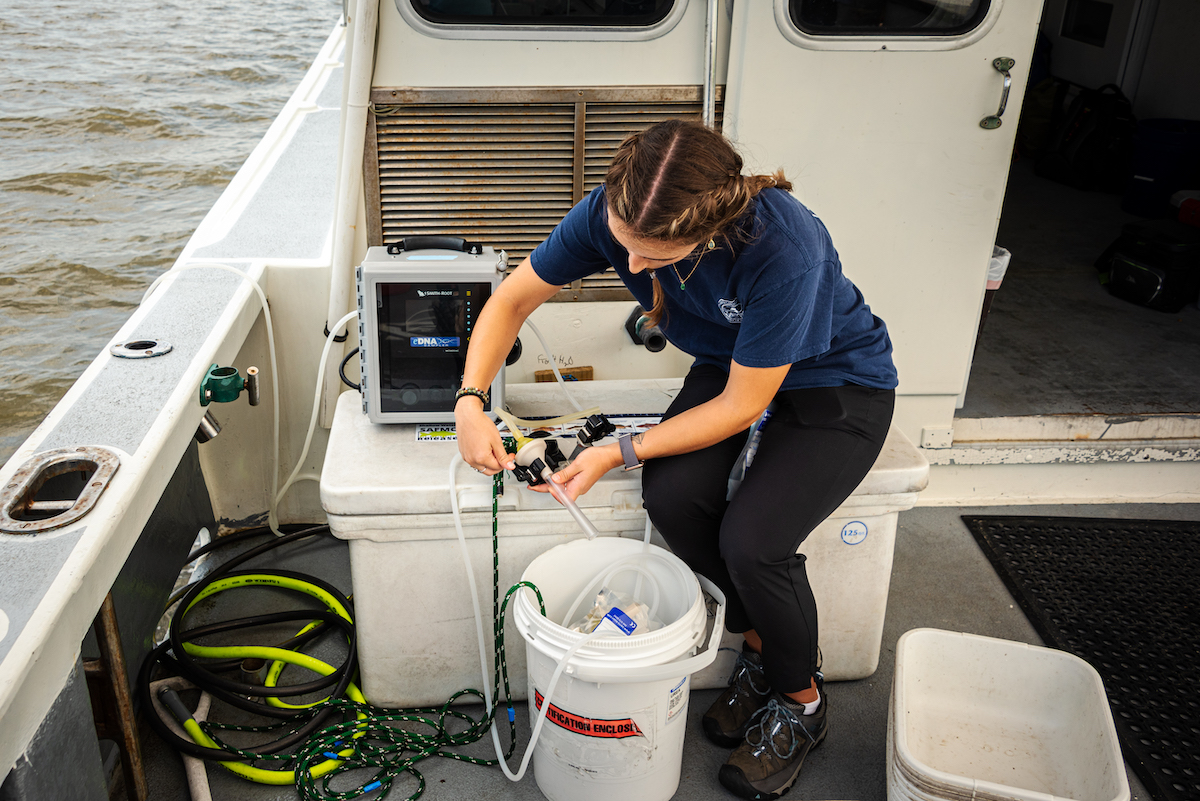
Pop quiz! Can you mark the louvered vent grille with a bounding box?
[370,88,723,301]
[374,103,576,264]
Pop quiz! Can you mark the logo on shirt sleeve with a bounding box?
[718,297,744,324]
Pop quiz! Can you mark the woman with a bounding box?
[454,119,896,801]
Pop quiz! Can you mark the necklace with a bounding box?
[671,239,716,290]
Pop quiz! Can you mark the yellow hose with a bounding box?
[174,573,366,784]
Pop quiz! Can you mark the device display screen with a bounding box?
[375,281,492,413]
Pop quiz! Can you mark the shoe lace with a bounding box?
[746,699,818,761]
[721,648,770,696]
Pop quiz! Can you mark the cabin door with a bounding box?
[723,0,1046,440]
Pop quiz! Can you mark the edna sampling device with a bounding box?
[356,238,506,423]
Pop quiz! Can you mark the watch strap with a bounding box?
[618,433,643,471]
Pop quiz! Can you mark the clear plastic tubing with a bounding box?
[559,554,667,629]
[539,465,603,541]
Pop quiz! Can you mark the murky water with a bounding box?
[0,0,340,462]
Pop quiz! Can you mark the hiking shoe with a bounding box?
[717,687,828,800]
[702,645,772,748]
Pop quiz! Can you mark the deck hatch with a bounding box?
[369,86,723,302]
[0,446,121,534]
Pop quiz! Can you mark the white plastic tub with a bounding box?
[889,629,1129,801]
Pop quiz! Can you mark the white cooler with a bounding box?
[320,380,928,708]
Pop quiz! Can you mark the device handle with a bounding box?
[387,236,482,255]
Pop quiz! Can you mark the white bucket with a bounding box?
[513,537,726,801]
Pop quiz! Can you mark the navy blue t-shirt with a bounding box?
[530,185,897,391]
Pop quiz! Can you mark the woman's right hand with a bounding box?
[452,258,560,476]
[455,397,516,476]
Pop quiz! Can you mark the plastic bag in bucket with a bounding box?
[513,537,726,801]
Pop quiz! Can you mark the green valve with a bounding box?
[200,364,260,407]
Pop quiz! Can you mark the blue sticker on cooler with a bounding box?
[841,521,868,545]
[603,607,638,635]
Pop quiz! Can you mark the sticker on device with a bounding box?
[416,426,456,442]
[410,336,459,348]
[533,692,644,738]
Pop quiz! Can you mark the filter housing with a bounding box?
[356,243,506,423]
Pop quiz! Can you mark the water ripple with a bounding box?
[0,0,340,462]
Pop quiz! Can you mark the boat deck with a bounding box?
[962,156,1200,420]
[137,501,1190,801]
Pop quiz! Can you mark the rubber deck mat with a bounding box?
[962,516,1200,801]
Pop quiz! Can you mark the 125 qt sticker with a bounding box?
[841,521,868,545]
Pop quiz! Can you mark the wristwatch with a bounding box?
[618,433,644,471]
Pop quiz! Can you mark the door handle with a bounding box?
[979,57,1015,130]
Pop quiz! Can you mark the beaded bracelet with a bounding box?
[454,386,490,405]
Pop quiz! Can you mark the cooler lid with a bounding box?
[865,427,930,496]
[320,381,928,518]
[320,389,648,518]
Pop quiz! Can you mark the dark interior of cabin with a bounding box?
[961,0,1200,419]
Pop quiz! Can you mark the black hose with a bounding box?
[185,522,326,564]
[169,568,357,735]
[167,524,330,608]
[339,347,360,390]
[139,525,359,761]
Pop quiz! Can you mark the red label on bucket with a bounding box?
[534,691,645,739]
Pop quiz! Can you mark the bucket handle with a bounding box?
[565,575,726,685]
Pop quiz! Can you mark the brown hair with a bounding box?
[605,119,791,326]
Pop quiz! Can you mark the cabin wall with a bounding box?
[365,1,1052,450]
[512,303,695,384]
[1038,0,1200,119]
[1131,0,1200,119]
[1038,0,1144,89]
[365,0,737,406]
[374,0,729,88]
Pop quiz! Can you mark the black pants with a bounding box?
[642,365,895,693]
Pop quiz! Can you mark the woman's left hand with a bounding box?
[529,443,623,502]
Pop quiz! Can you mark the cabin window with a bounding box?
[1059,0,1113,47]
[789,0,988,35]
[410,0,675,27]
